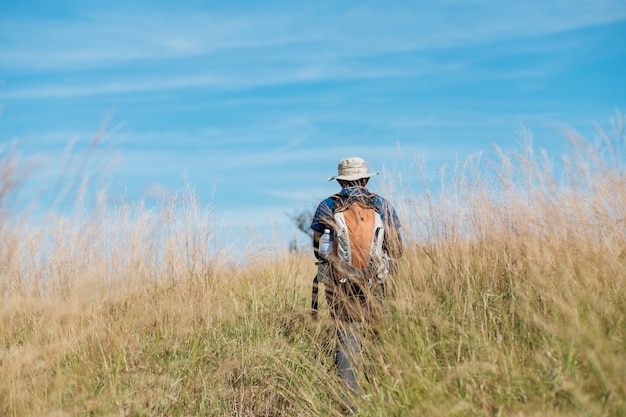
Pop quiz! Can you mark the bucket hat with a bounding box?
[328,156,379,182]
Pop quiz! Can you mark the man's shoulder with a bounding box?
[311,195,338,232]
[323,194,339,207]
[370,193,392,206]
[313,195,338,218]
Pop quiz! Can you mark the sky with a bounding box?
[1,0,625,250]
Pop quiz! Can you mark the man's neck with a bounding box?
[341,185,368,193]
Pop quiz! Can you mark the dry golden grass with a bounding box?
[1,113,624,416]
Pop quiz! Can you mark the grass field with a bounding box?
[1,116,625,416]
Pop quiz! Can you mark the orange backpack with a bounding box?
[329,192,386,283]
[311,192,391,319]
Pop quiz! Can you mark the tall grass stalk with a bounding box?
[1,114,624,416]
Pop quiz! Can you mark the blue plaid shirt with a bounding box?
[310,186,401,234]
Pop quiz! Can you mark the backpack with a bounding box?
[312,192,393,319]
[331,192,386,283]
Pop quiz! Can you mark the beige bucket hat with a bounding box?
[328,156,379,181]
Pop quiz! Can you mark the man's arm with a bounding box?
[310,199,334,260]
[312,230,323,260]
[384,226,403,259]
[377,197,403,258]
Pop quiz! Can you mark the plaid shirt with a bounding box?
[310,186,401,234]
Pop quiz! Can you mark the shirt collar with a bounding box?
[340,186,369,196]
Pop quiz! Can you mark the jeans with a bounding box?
[336,321,362,393]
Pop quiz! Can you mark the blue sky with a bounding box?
[1,0,625,248]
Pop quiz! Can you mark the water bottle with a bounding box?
[318,229,332,258]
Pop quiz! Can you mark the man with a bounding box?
[310,156,402,395]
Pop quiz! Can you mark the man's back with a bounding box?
[310,165,402,322]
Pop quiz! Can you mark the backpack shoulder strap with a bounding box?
[331,191,380,214]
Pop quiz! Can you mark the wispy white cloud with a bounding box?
[2,1,624,102]
[1,74,220,99]
[143,181,173,200]
[1,65,409,99]
[2,1,624,71]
